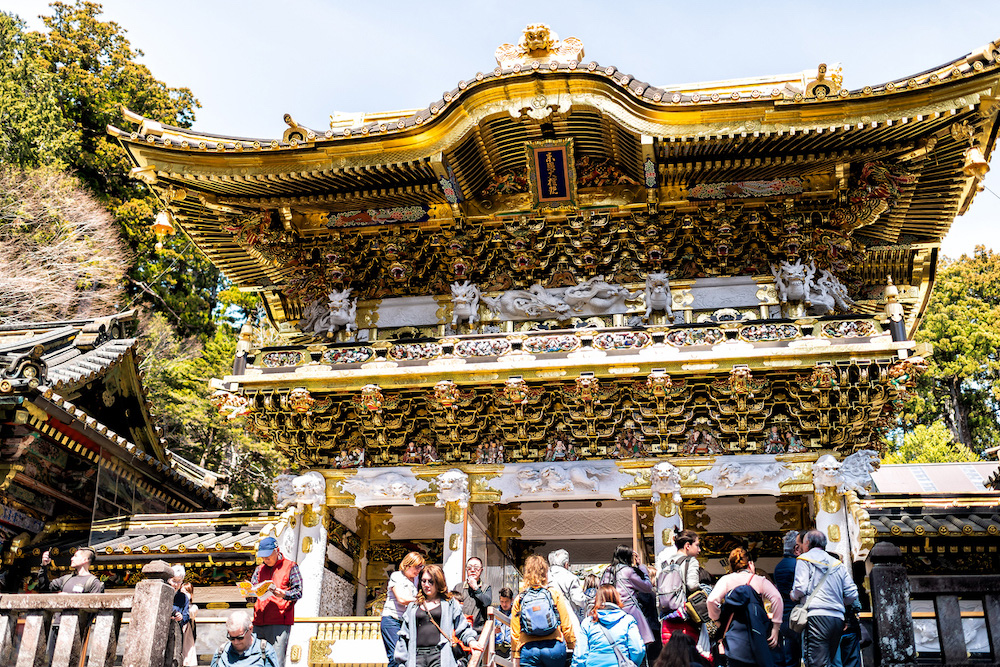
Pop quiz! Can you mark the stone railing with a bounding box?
[251,315,886,371]
[0,561,181,667]
[868,542,1000,666]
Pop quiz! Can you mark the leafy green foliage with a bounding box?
[904,246,1000,452]
[883,422,979,464]
[0,13,78,169]
[3,1,222,338]
[138,314,287,508]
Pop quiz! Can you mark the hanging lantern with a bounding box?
[152,211,176,250]
[963,146,990,179]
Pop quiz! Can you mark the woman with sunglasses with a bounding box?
[383,552,426,667]
[395,564,481,667]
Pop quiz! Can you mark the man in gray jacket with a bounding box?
[548,549,585,663]
[791,529,859,667]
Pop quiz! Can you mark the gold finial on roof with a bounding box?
[495,24,585,68]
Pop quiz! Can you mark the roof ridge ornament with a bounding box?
[495,24,584,68]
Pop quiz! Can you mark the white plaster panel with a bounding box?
[376,295,442,327]
[332,507,360,533]
[699,497,784,533]
[497,461,630,502]
[383,506,447,539]
[689,276,764,310]
[516,503,634,540]
[697,455,794,497]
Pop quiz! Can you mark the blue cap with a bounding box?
[257,537,278,557]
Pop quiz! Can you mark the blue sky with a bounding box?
[7,0,999,257]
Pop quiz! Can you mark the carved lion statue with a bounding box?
[276,471,326,509]
[650,461,682,502]
[644,272,674,321]
[435,469,470,508]
[450,281,481,327]
[814,450,879,496]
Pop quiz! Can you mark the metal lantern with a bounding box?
[152,211,176,250]
[963,146,990,179]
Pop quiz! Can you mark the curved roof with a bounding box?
[109,30,1000,333]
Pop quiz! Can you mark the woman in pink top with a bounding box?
[707,548,782,665]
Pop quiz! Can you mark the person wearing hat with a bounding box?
[246,536,302,667]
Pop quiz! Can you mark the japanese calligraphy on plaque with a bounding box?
[526,139,576,209]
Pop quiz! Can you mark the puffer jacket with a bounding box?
[570,603,646,667]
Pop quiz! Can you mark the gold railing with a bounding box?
[308,617,383,667]
[306,611,503,667]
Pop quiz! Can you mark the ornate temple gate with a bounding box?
[107,22,1000,667]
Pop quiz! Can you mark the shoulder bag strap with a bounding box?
[595,622,635,667]
[801,564,835,611]
[423,600,470,653]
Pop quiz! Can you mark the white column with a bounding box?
[436,469,471,589]
[813,451,879,563]
[271,472,329,665]
[651,462,684,569]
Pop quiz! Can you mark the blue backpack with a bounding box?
[518,587,561,636]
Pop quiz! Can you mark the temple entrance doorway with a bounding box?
[497,499,653,574]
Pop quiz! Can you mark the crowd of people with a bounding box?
[32,526,863,667]
[375,528,864,667]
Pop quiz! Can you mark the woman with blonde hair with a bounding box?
[707,548,782,667]
[382,552,425,667]
[395,564,480,667]
[512,555,576,667]
[571,584,645,667]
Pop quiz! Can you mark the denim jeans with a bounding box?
[519,639,567,667]
[382,616,402,667]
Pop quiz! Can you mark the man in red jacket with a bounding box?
[247,537,302,667]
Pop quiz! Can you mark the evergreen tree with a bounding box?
[904,246,1000,452]
[883,422,979,464]
[27,1,221,338]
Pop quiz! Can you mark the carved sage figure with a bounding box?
[643,272,674,321]
[450,281,481,327]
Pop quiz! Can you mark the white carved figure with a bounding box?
[273,475,295,507]
[813,269,856,314]
[299,289,358,337]
[644,273,674,321]
[341,472,416,501]
[771,258,816,307]
[771,260,854,316]
[716,461,787,488]
[563,276,639,313]
[813,450,879,496]
[517,468,543,493]
[482,284,571,319]
[450,281,481,327]
[650,461,682,503]
[323,288,358,336]
[435,469,470,508]
[285,471,327,509]
[515,464,607,494]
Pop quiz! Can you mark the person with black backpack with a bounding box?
[707,548,782,667]
[512,555,576,667]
